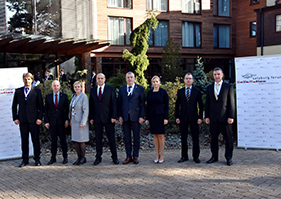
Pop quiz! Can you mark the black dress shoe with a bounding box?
[47,158,56,165]
[35,160,42,166]
[78,158,86,166]
[113,159,119,165]
[62,158,68,164]
[226,159,233,166]
[133,156,139,164]
[193,158,201,163]
[19,161,29,167]
[206,157,218,164]
[73,158,80,165]
[178,157,189,163]
[93,158,102,166]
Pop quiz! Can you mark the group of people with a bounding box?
[12,67,235,168]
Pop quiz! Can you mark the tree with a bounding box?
[192,56,211,94]
[122,12,158,89]
[161,38,183,82]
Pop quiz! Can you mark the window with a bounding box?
[250,0,259,4]
[108,0,132,8]
[276,15,281,32]
[182,0,201,14]
[213,24,230,48]
[182,22,201,47]
[102,57,129,78]
[148,20,169,46]
[108,17,132,45]
[213,0,230,17]
[250,21,256,37]
[147,0,168,12]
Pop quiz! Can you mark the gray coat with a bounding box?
[69,92,89,142]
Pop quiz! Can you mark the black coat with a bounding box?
[205,82,235,122]
[12,86,44,123]
[89,85,117,123]
[175,86,203,122]
[44,92,69,125]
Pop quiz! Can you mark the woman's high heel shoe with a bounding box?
[159,155,164,164]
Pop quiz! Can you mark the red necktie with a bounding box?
[99,87,102,101]
[55,94,58,108]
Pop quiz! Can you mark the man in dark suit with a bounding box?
[175,73,203,164]
[59,69,67,82]
[118,72,145,164]
[44,80,69,165]
[89,73,119,165]
[12,72,44,167]
[205,67,235,166]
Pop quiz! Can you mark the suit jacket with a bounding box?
[175,86,203,122]
[118,83,145,122]
[12,86,44,123]
[69,92,89,125]
[89,84,117,123]
[44,92,69,126]
[205,82,235,122]
[60,74,67,82]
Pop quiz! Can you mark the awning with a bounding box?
[0,33,110,55]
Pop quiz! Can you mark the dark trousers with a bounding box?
[19,122,41,162]
[123,118,140,158]
[179,121,200,159]
[210,121,233,160]
[94,122,118,160]
[49,123,68,159]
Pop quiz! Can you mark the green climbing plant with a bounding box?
[122,11,158,89]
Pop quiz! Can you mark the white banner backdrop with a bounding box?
[0,67,34,160]
[235,55,281,150]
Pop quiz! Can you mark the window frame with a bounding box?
[108,0,133,9]
[249,21,256,37]
[250,0,259,5]
[147,0,168,12]
[213,0,230,17]
[276,14,281,33]
[182,21,202,48]
[148,20,169,47]
[108,16,132,46]
[213,24,231,49]
[182,0,201,15]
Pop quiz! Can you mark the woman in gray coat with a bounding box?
[69,81,89,165]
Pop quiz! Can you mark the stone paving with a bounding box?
[0,147,281,199]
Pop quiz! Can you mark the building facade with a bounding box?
[90,0,237,82]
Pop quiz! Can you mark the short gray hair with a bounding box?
[23,72,34,80]
[126,71,135,78]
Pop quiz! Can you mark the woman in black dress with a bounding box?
[145,76,169,163]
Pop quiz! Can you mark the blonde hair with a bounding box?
[73,81,82,87]
[151,75,161,83]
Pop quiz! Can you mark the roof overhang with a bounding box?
[0,33,110,55]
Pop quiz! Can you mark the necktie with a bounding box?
[215,83,220,100]
[55,94,58,108]
[186,87,190,102]
[128,86,132,99]
[25,87,29,101]
[99,87,102,101]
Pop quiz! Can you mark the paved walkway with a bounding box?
[0,148,281,199]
